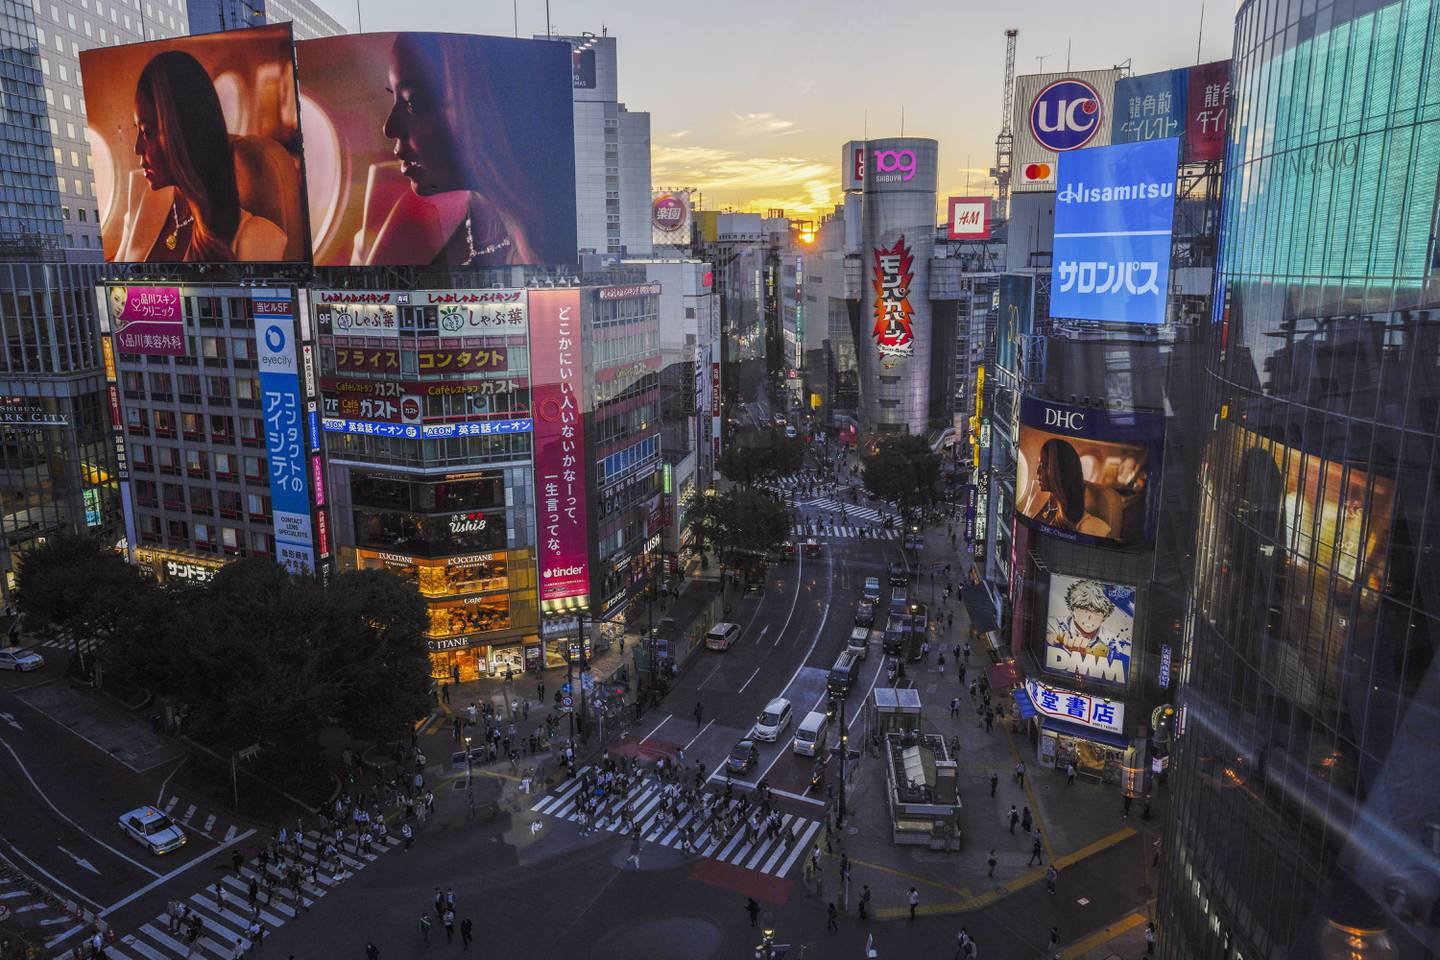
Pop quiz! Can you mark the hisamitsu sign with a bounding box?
[1051,138,1179,325]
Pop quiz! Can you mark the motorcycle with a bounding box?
[809,761,826,792]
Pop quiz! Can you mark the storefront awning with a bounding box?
[1039,716,1131,750]
[962,584,998,634]
[1012,687,1037,720]
[987,660,1020,691]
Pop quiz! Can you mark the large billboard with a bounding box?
[253,290,314,574]
[108,286,185,356]
[946,196,992,240]
[871,235,915,359]
[1111,69,1188,145]
[530,289,590,607]
[81,25,306,263]
[1051,137,1179,325]
[297,33,577,267]
[1044,572,1134,687]
[1012,69,1122,193]
[1015,396,1165,547]
[651,192,692,249]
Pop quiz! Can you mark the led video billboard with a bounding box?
[1015,397,1164,548]
[1051,137,1179,325]
[81,24,306,263]
[1044,572,1134,688]
[296,33,577,267]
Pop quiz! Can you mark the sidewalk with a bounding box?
[796,510,1166,924]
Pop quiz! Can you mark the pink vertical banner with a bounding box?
[530,289,590,603]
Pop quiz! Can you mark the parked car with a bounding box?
[727,738,758,774]
[118,806,187,854]
[705,622,741,651]
[0,646,44,672]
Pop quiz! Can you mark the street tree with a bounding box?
[696,487,792,577]
[13,533,154,669]
[862,435,941,521]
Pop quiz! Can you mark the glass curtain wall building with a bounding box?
[1159,0,1440,957]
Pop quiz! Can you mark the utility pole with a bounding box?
[838,694,848,827]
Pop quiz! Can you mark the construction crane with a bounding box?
[990,28,1018,222]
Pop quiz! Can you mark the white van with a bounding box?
[754,697,793,741]
[848,626,870,659]
[792,710,829,757]
[705,621,740,651]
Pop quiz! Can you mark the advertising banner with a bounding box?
[1044,572,1134,687]
[840,140,866,191]
[436,298,528,339]
[0,398,67,426]
[1012,69,1121,192]
[1185,60,1231,162]
[314,302,400,338]
[871,235,916,359]
[1025,677,1125,735]
[1112,69,1188,145]
[946,196,992,240]
[418,347,509,374]
[253,291,314,574]
[1016,396,1165,547]
[530,289,590,605]
[1051,137,1179,325]
[995,274,1033,378]
[81,25,306,263]
[321,380,422,424]
[297,33,577,267]
[108,286,185,356]
[333,347,401,373]
[651,192,692,249]
[322,418,532,440]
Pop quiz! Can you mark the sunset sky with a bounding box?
[317,0,1232,220]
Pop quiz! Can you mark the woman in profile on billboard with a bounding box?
[121,51,286,262]
[379,33,544,267]
[1021,438,1112,539]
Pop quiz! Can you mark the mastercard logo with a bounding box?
[1024,162,1053,181]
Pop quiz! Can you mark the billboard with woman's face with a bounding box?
[1015,397,1165,547]
[296,33,577,267]
[80,24,307,263]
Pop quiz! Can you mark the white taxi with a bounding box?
[118,806,187,854]
[0,646,44,671]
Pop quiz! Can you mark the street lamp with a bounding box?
[837,696,848,828]
[463,734,472,788]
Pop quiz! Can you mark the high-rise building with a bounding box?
[186,0,343,39]
[546,32,652,258]
[1158,0,1440,957]
[0,0,190,600]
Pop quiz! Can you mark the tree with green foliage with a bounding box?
[695,487,793,576]
[862,435,941,522]
[13,533,154,670]
[717,429,806,485]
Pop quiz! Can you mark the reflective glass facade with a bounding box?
[1159,1,1440,956]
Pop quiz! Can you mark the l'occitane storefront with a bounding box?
[350,547,539,681]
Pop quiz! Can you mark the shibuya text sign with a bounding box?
[1051,137,1178,325]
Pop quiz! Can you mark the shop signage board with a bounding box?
[253,290,314,574]
[1025,677,1124,734]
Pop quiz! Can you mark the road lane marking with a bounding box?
[223,825,237,841]
[181,803,196,823]
[766,786,827,807]
[1063,912,1149,956]
[682,719,714,752]
[0,735,160,877]
[776,819,821,877]
[737,666,762,693]
[637,714,671,745]
[773,550,806,645]
[203,814,217,833]
[99,827,255,917]
[163,796,178,813]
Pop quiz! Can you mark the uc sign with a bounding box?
[1031,78,1103,152]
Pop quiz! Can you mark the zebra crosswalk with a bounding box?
[63,829,399,960]
[794,524,900,540]
[805,497,886,525]
[156,792,248,844]
[531,767,822,879]
[34,635,100,655]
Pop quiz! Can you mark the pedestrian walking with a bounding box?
[984,708,994,732]
[1066,762,1076,786]
[989,771,998,797]
[402,823,413,850]
[1014,760,1026,786]
[987,850,997,878]
[626,826,643,869]
[365,942,379,960]
[1029,835,1044,866]
[1049,925,1060,958]
[461,917,473,950]
[418,914,432,946]
[693,701,703,728]
[746,897,760,927]
[826,901,838,931]
[1008,805,1019,834]
[1021,806,1032,833]
[949,696,959,718]
[1045,865,1058,894]
[442,909,455,943]
[907,886,919,920]
[1145,921,1156,955]
[858,884,871,921]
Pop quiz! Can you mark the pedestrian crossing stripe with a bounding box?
[806,497,885,525]
[53,829,401,960]
[530,766,822,880]
[792,524,899,540]
[33,636,101,654]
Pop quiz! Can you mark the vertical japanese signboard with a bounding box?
[530,289,590,606]
[1185,60,1231,163]
[1111,68,1188,145]
[254,290,314,574]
